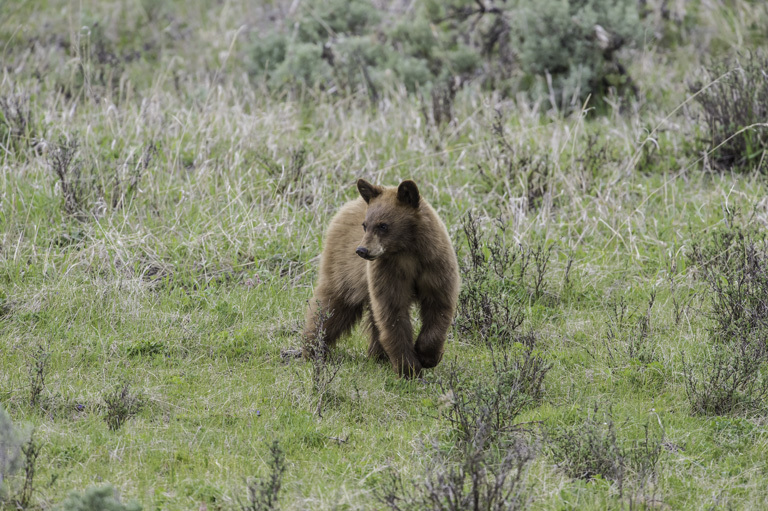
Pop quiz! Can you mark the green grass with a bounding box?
[2,0,768,509]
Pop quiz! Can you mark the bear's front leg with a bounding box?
[366,320,389,362]
[414,294,454,369]
[370,297,422,378]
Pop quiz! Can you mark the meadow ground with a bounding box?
[2,1,768,509]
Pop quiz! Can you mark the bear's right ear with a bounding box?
[357,179,382,204]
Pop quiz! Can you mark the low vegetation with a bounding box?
[2,0,768,509]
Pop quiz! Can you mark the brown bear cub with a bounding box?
[303,179,460,377]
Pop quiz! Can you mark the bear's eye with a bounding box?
[378,223,388,233]
[362,222,367,232]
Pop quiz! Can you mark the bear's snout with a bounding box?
[356,246,371,259]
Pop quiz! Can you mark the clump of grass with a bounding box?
[684,215,768,415]
[255,144,315,204]
[0,94,35,156]
[692,52,768,172]
[48,138,87,219]
[604,291,656,365]
[239,441,286,511]
[478,110,554,209]
[546,405,662,501]
[111,143,156,210]
[102,382,145,431]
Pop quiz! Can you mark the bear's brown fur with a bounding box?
[303,179,460,377]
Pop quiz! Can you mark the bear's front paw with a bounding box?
[416,349,443,369]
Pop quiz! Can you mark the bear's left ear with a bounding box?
[397,180,420,208]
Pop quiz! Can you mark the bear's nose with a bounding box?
[356,247,369,259]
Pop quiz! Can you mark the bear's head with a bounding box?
[355,179,420,260]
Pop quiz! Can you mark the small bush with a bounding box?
[0,419,40,511]
[684,218,768,415]
[248,0,384,93]
[546,405,662,499]
[377,437,534,511]
[103,382,145,431]
[455,213,556,345]
[16,432,41,510]
[437,340,550,450]
[48,138,87,219]
[0,94,35,156]
[57,485,142,511]
[0,406,24,503]
[683,342,768,416]
[270,43,333,92]
[455,214,524,343]
[295,0,381,42]
[240,441,286,511]
[692,52,768,172]
[247,0,643,108]
[603,291,656,365]
[378,332,548,509]
[513,0,642,111]
[383,337,543,510]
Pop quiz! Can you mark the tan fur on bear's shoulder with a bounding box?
[303,180,460,378]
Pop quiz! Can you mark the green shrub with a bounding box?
[692,52,768,172]
[239,441,286,511]
[546,405,662,497]
[295,0,381,43]
[377,437,534,511]
[514,0,642,111]
[58,485,141,511]
[247,0,643,107]
[246,0,479,97]
[438,339,550,450]
[103,382,145,431]
[454,213,557,344]
[270,43,333,91]
[684,219,768,415]
[0,412,38,510]
[248,33,288,77]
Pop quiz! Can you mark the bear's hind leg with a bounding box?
[304,297,363,357]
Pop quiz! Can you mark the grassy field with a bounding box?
[2,0,768,509]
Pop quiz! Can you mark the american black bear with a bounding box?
[303,179,460,377]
